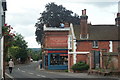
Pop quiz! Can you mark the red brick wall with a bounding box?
[76,41,110,52]
[112,41,120,52]
[44,31,69,48]
[44,35,68,48]
[68,54,73,72]
[76,41,92,51]
[76,54,87,63]
[99,41,110,51]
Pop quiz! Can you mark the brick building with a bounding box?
[42,9,120,71]
[68,9,120,71]
[42,24,70,70]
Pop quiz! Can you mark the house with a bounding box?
[68,9,120,72]
[42,24,70,70]
[42,8,120,71]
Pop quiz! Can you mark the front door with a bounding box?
[93,51,100,69]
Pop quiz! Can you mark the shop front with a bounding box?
[44,49,68,70]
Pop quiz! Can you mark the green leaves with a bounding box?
[9,33,29,63]
[71,62,89,72]
[35,2,80,43]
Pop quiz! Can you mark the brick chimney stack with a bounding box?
[115,1,120,26]
[115,13,120,26]
[80,9,88,39]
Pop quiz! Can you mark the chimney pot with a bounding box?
[84,9,86,15]
[115,13,120,26]
[82,10,84,15]
[117,13,120,17]
[82,9,86,15]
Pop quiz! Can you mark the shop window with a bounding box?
[50,54,68,65]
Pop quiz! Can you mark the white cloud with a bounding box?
[12,24,35,37]
[25,36,40,48]
[62,0,119,2]
[6,0,118,48]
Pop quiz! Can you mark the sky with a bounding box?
[6,0,119,48]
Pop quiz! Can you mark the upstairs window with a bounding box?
[92,41,98,48]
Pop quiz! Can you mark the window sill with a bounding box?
[92,47,99,49]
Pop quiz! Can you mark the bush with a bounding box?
[71,62,89,72]
[64,70,68,72]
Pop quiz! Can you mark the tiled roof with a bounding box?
[73,24,119,40]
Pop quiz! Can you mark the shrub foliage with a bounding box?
[71,62,89,72]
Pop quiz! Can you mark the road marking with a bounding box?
[5,73,14,79]
[36,74,41,76]
[18,68,19,70]
[21,70,25,73]
[41,75,46,78]
[29,72,33,75]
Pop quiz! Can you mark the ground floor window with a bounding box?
[50,54,68,65]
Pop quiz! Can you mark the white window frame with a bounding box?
[92,41,98,48]
[68,35,72,49]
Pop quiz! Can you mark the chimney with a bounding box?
[115,13,120,26]
[80,9,88,39]
[115,1,120,26]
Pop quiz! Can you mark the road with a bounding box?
[5,61,119,80]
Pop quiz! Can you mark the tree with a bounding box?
[28,48,42,61]
[9,33,29,63]
[8,46,20,60]
[2,24,15,78]
[35,2,80,43]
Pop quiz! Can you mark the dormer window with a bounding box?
[92,41,98,48]
[80,34,89,39]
